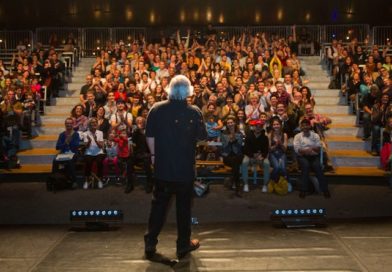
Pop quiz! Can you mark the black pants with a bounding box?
[297,155,328,193]
[52,157,77,183]
[223,154,244,190]
[127,153,153,186]
[144,179,193,252]
[84,154,105,178]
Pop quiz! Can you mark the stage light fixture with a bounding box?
[271,208,326,228]
[70,209,123,230]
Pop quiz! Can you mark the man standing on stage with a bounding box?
[144,75,207,260]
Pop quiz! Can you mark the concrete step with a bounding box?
[306,82,332,90]
[304,79,330,86]
[331,156,379,167]
[33,125,64,135]
[327,166,385,177]
[52,97,80,106]
[328,115,356,124]
[20,135,57,149]
[3,163,385,176]
[325,126,362,137]
[329,149,379,167]
[313,96,345,105]
[18,148,57,164]
[301,68,329,75]
[0,164,52,174]
[326,135,370,150]
[304,76,330,83]
[41,116,69,123]
[299,56,322,64]
[314,104,349,114]
[45,105,73,114]
[66,83,84,91]
[312,89,340,96]
[58,90,79,98]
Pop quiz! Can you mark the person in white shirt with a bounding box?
[110,99,133,134]
[293,119,330,199]
[83,118,105,189]
[156,61,169,81]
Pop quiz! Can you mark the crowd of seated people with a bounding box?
[326,38,392,157]
[0,42,67,168]
[52,27,335,198]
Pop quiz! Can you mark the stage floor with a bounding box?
[1,220,392,272]
[1,181,392,271]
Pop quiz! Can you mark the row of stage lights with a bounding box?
[272,208,325,216]
[70,210,122,217]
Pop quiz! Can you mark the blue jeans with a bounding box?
[241,155,270,185]
[269,151,288,182]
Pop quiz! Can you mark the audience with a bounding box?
[4,25,391,196]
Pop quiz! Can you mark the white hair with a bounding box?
[168,75,193,100]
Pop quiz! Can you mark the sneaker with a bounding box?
[116,177,123,185]
[176,239,200,259]
[243,184,249,192]
[83,181,89,190]
[370,151,379,156]
[287,183,293,193]
[261,185,268,193]
[97,180,103,189]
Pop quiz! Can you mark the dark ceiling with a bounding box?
[0,0,391,28]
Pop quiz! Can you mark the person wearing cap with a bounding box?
[241,118,270,193]
[293,119,330,198]
[144,75,207,261]
[110,99,133,134]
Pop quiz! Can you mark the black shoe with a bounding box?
[124,181,134,194]
[144,250,156,260]
[299,191,306,198]
[177,239,200,259]
[323,191,331,198]
[323,164,335,173]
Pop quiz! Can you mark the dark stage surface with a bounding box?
[1,182,392,271]
[1,220,392,271]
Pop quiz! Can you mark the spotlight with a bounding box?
[271,208,326,228]
[70,209,123,230]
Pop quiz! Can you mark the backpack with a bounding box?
[46,172,72,192]
[194,180,210,197]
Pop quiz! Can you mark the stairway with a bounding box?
[300,56,385,177]
[11,58,96,173]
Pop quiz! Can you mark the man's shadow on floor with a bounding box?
[145,253,201,272]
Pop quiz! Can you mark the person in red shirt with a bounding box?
[114,129,130,182]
